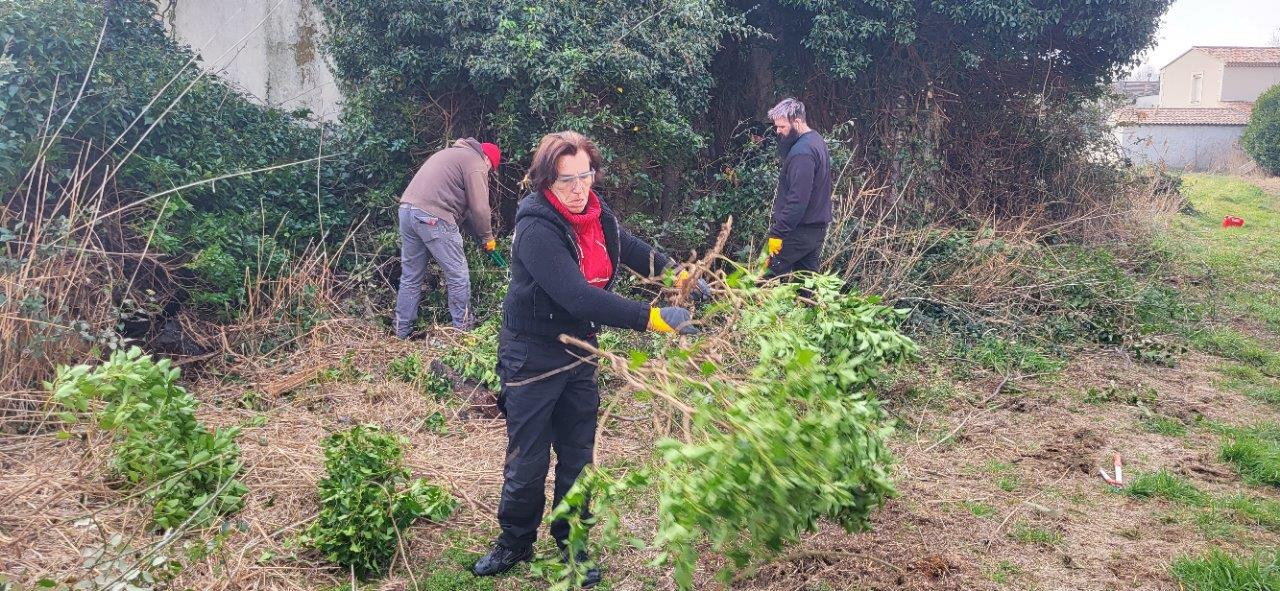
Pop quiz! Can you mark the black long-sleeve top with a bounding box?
[769,130,834,239]
[501,191,672,339]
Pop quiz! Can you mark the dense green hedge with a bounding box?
[318,0,1171,255]
[1244,84,1280,176]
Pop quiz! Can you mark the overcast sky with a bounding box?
[1130,0,1280,76]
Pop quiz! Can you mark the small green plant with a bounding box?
[30,533,183,591]
[1124,470,1280,536]
[442,319,501,391]
[1008,521,1063,547]
[1192,328,1280,377]
[1218,494,1280,532]
[300,424,457,579]
[963,335,1062,375]
[239,389,266,411]
[1124,471,1208,506]
[1216,364,1280,406]
[388,352,454,400]
[422,411,449,435]
[319,351,372,384]
[410,545,502,590]
[51,347,246,530]
[1083,382,1158,406]
[1140,413,1188,436]
[961,500,996,518]
[1220,423,1280,487]
[1171,549,1280,591]
[989,560,1021,584]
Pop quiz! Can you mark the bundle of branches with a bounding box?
[545,268,918,589]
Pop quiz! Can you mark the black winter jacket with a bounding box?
[501,191,672,340]
[769,130,833,239]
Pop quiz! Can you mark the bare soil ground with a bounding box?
[4,324,1276,591]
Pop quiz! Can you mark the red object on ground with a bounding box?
[1223,216,1245,228]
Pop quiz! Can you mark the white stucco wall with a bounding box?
[1160,50,1225,108]
[1114,124,1245,171]
[1222,65,1280,102]
[155,0,342,120]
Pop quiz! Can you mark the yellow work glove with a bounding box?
[675,270,712,302]
[648,307,698,335]
[767,237,782,256]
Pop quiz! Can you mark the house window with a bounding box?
[1191,74,1203,104]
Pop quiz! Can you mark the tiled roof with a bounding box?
[1221,101,1256,114]
[1113,107,1251,126]
[1195,46,1280,65]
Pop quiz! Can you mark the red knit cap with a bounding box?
[480,142,501,170]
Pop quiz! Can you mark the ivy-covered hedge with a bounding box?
[1,0,376,310]
[318,0,744,223]
[319,0,1171,254]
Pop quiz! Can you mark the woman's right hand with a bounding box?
[649,307,698,335]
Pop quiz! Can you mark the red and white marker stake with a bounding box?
[1100,453,1124,487]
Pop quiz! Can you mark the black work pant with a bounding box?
[494,329,599,550]
[765,223,828,278]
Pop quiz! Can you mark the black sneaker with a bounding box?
[471,543,533,576]
[559,548,602,588]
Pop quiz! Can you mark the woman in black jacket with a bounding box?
[472,131,703,585]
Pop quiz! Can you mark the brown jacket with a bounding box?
[399,138,494,242]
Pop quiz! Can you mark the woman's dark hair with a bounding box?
[525,131,603,192]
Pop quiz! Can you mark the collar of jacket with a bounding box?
[515,191,623,289]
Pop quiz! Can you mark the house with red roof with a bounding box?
[1113,46,1280,171]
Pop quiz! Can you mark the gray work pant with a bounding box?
[395,205,473,335]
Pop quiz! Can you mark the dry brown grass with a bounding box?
[818,167,1185,341]
[6,312,1279,591]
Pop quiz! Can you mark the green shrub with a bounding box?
[548,272,916,589]
[318,0,744,218]
[1243,83,1280,176]
[51,347,246,530]
[2,1,369,310]
[300,424,457,579]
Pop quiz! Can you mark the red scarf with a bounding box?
[545,189,612,289]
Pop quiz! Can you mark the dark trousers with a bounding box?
[494,329,599,550]
[765,224,828,278]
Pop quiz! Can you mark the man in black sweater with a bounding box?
[764,98,833,278]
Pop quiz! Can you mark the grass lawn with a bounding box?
[1160,175,1280,335]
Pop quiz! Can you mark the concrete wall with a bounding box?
[155,0,342,120]
[1134,94,1160,107]
[1114,124,1245,171]
[1160,49,1224,108]
[1223,65,1280,102]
